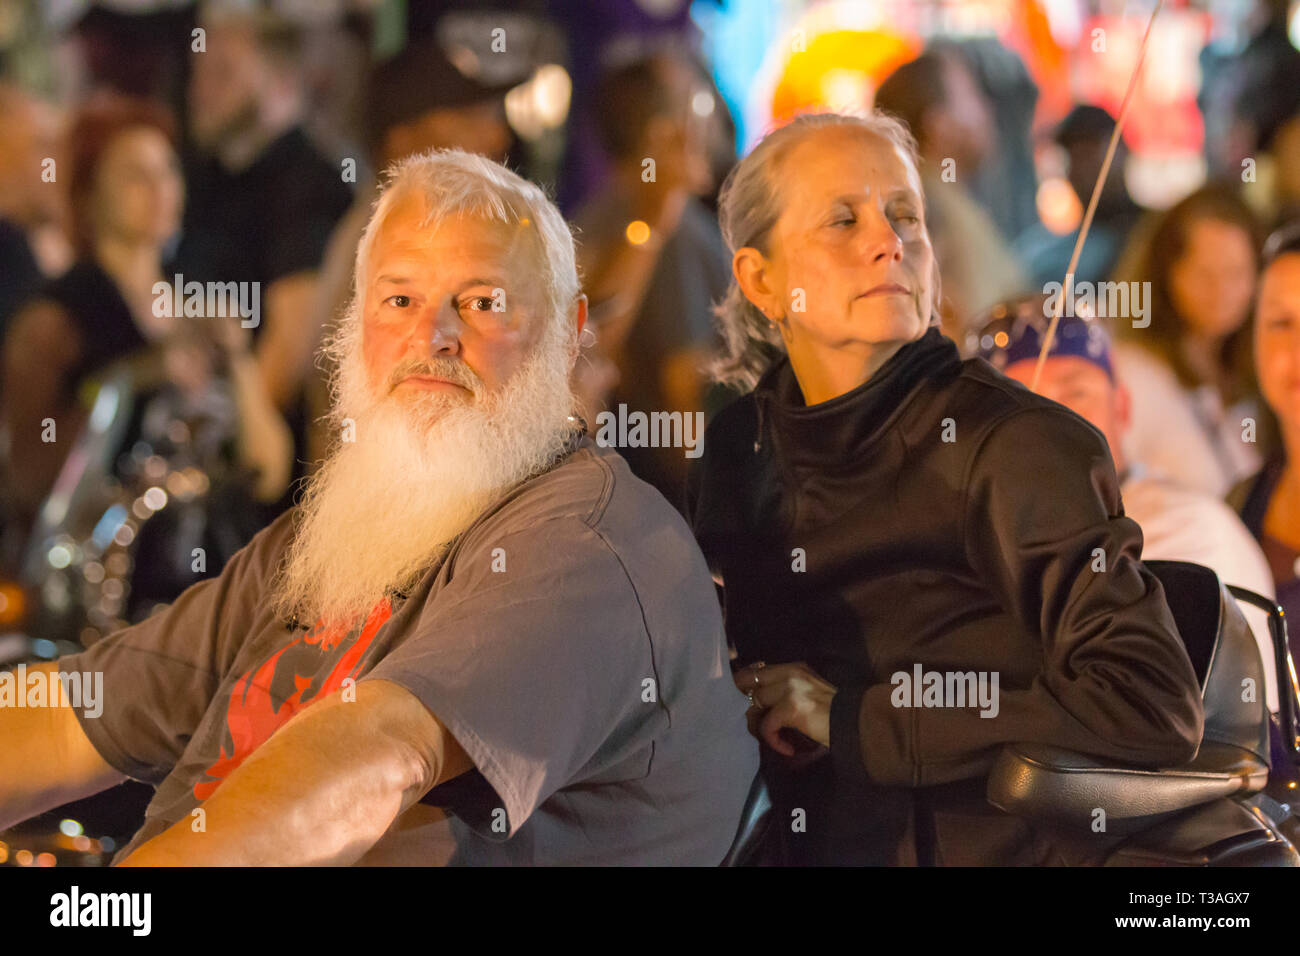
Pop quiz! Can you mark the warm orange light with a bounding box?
[0,581,24,625]
[625,220,651,245]
[772,29,918,125]
[1036,176,1083,236]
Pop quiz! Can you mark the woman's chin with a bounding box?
[851,304,928,344]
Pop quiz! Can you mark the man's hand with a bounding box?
[733,661,837,757]
[117,679,472,866]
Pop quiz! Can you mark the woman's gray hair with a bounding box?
[710,110,940,391]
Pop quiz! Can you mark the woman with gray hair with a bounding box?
[685,111,1204,865]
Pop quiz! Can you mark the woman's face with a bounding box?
[93,126,183,248]
[754,126,934,360]
[1168,217,1256,340]
[1255,253,1300,432]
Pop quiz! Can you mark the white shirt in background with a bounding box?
[1123,464,1279,713]
[1114,341,1262,499]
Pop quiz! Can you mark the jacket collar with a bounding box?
[753,325,961,469]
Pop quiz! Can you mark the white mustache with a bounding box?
[388,358,482,395]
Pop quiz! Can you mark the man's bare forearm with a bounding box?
[0,662,125,829]
[117,684,437,866]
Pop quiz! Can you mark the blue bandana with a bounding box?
[973,301,1114,380]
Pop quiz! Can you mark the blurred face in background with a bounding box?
[745,125,934,374]
[380,101,512,168]
[925,56,993,172]
[1255,253,1300,436]
[1169,217,1257,340]
[646,56,713,195]
[1003,356,1130,468]
[189,23,270,148]
[0,85,64,226]
[91,126,183,248]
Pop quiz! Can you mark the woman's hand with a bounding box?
[733,661,837,757]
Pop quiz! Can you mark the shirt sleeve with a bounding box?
[360,515,666,840]
[836,405,1205,788]
[55,509,294,783]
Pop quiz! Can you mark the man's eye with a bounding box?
[384,295,411,308]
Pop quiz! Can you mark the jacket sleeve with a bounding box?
[836,405,1204,788]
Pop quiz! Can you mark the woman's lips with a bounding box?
[859,284,910,298]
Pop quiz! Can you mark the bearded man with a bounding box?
[0,150,757,866]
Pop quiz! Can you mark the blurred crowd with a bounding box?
[1,0,1299,663]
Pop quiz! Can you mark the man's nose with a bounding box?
[418,303,462,357]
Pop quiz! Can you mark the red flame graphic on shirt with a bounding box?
[193,596,394,801]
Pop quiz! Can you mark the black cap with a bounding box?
[364,35,518,153]
[1054,104,1117,148]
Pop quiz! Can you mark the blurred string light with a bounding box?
[504,64,572,142]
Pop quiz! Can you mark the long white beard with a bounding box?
[267,319,577,635]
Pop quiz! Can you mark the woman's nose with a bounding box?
[861,210,904,263]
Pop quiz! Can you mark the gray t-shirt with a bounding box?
[62,439,757,864]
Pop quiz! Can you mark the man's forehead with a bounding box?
[1007,356,1105,386]
[369,195,530,271]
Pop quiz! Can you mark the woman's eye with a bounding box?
[463,296,496,312]
[384,295,411,308]
[832,217,855,228]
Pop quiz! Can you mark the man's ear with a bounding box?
[733,247,778,318]
[574,293,588,337]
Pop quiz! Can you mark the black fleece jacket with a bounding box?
[686,326,1204,865]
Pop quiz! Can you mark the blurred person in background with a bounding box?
[573,48,731,510]
[0,83,71,332]
[1263,109,1300,229]
[1199,0,1300,182]
[1015,105,1144,290]
[874,47,1027,343]
[1230,223,1300,659]
[174,3,351,519]
[306,33,518,468]
[953,38,1041,247]
[1112,184,1265,497]
[0,94,291,595]
[977,301,1278,712]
